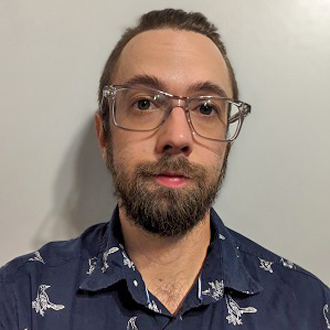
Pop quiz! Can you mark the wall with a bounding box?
[1,0,329,285]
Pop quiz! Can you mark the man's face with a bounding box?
[98,29,232,236]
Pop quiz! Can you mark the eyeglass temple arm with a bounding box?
[228,103,251,124]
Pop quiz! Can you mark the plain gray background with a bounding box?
[1,0,329,285]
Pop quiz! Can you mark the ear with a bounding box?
[95,113,107,160]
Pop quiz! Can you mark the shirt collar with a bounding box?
[201,209,263,298]
[79,206,150,306]
[79,206,263,305]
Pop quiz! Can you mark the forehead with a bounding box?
[114,29,232,97]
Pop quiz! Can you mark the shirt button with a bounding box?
[133,280,138,287]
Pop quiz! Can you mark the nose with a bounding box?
[155,106,194,157]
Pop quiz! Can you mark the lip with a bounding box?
[155,173,190,188]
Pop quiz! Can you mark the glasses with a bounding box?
[102,85,251,141]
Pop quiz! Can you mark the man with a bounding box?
[0,8,329,330]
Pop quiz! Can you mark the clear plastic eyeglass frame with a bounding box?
[101,85,252,142]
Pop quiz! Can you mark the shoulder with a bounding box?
[212,209,330,328]
[228,227,330,297]
[0,222,109,329]
[0,222,108,285]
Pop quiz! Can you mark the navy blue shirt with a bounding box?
[1,207,329,329]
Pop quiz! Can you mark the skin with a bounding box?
[95,29,232,314]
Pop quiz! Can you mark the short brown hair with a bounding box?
[98,8,239,139]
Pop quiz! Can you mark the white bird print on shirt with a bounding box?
[101,247,120,273]
[28,251,45,264]
[127,316,139,330]
[225,295,257,326]
[258,257,274,274]
[324,304,330,329]
[202,280,224,301]
[32,284,65,317]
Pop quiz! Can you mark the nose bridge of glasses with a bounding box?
[168,95,189,113]
[160,95,194,137]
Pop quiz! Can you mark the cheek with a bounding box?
[195,140,228,164]
[111,132,155,169]
[201,143,229,178]
[207,154,224,177]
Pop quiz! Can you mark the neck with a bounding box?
[119,206,211,315]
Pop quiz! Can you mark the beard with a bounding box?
[106,143,230,237]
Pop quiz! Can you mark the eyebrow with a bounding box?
[123,74,229,98]
[187,81,229,98]
[123,75,165,90]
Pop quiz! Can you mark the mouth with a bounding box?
[154,172,191,188]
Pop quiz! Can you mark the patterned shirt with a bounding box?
[0,207,329,329]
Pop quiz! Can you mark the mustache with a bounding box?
[134,155,206,180]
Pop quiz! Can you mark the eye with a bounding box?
[131,94,162,112]
[137,99,151,110]
[190,98,224,118]
[199,102,215,116]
